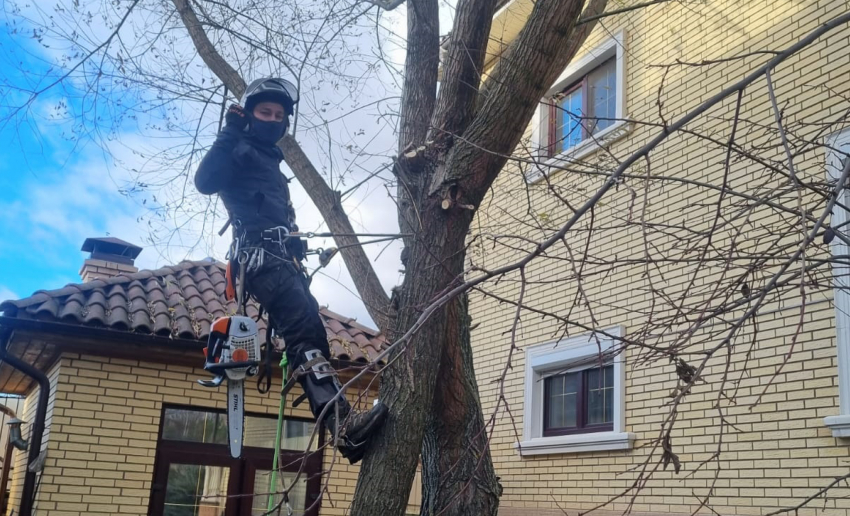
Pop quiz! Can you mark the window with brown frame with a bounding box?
[543,364,614,436]
[149,405,323,516]
[547,57,617,157]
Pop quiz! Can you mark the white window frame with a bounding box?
[527,29,632,183]
[824,128,850,437]
[517,326,634,455]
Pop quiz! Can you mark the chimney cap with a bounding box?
[81,237,143,265]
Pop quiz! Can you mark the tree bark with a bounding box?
[398,0,440,151]
[421,294,501,516]
[350,201,475,516]
[430,0,497,139]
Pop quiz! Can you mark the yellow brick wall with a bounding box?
[6,352,379,515]
[470,1,850,515]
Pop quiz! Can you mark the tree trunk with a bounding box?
[350,199,474,516]
[421,294,501,516]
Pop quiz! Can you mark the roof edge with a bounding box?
[0,260,225,312]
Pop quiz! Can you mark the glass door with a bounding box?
[148,406,323,516]
[242,460,310,515]
[149,448,238,516]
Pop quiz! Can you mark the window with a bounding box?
[548,58,617,156]
[529,30,630,182]
[149,406,322,516]
[161,406,316,450]
[824,129,850,438]
[543,365,614,436]
[518,327,633,456]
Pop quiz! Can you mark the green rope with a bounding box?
[268,354,289,513]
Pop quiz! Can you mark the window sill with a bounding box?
[528,120,634,183]
[824,415,850,437]
[515,431,635,456]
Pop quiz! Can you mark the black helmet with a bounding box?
[241,78,299,115]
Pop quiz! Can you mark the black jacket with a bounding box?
[195,125,296,233]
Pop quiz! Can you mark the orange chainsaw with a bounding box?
[198,241,262,458]
[199,315,260,458]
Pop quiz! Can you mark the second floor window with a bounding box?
[548,57,617,156]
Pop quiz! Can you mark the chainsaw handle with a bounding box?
[198,375,225,388]
[203,360,259,374]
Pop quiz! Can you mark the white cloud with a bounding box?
[0,286,18,303]
[3,0,432,329]
[0,135,157,276]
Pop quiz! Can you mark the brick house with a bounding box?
[468,1,850,515]
[0,237,392,516]
[3,2,850,516]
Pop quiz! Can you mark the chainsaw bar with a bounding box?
[198,315,262,459]
[227,378,245,458]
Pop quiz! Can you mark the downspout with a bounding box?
[0,428,13,515]
[0,403,17,514]
[0,327,49,516]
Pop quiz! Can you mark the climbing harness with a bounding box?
[197,224,311,461]
[198,222,398,489]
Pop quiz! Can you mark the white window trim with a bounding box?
[516,326,634,456]
[527,29,632,183]
[824,128,850,437]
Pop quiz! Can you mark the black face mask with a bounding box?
[249,118,288,145]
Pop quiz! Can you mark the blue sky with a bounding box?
[0,27,153,302]
[0,16,405,327]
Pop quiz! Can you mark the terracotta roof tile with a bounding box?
[108,306,130,330]
[84,303,106,326]
[0,260,387,364]
[58,294,84,321]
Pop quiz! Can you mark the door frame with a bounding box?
[239,448,324,516]
[148,405,324,516]
[148,442,241,516]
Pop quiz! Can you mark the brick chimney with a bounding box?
[79,237,143,282]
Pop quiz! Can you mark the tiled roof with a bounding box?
[0,260,386,364]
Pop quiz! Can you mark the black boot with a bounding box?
[295,349,388,464]
[324,401,388,464]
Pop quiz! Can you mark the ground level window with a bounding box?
[149,406,322,516]
[543,364,614,436]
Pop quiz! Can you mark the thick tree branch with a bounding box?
[173,0,392,327]
[398,0,440,152]
[429,0,497,139]
[280,135,393,327]
[431,0,608,199]
[172,0,246,95]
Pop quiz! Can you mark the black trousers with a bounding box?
[244,247,344,420]
[244,253,328,364]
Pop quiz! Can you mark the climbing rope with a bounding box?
[294,231,411,239]
[268,354,294,516]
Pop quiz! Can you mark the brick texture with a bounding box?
[470,1,850,515]
[6,353,393,515]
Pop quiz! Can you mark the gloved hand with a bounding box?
[224,104,248,131]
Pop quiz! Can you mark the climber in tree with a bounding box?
[195,78,387,464]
